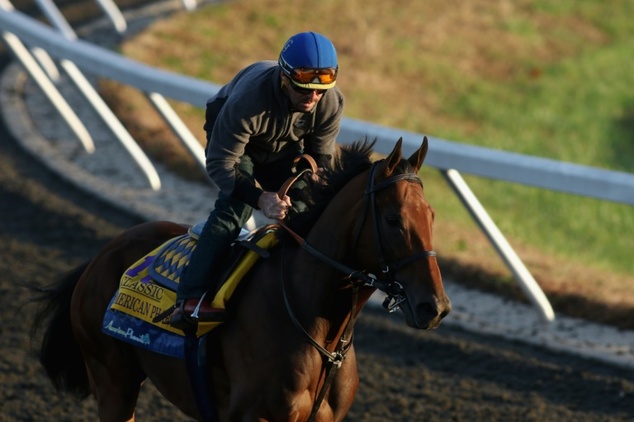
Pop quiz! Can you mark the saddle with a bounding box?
[101,224,280,357]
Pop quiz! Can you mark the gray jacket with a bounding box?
[204,61,344,205]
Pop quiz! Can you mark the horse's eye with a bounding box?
[385,214,402,226]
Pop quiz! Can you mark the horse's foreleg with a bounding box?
[326,347,359,422]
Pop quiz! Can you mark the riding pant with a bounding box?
[176,153,301,301]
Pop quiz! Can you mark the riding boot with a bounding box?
[170,192,253,329]
[169,231,231,329]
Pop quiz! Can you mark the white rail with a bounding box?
[338,117,634,206]
[442,169,555,321]
[1,30,95,152]
[4,10,633,203]
[2,6,634,321]
[2,0,161,189]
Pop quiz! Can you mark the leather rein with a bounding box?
[275,155,436,420]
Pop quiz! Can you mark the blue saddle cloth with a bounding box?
[101,224,273,359]
[102,234,195,358]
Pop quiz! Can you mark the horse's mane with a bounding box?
[286,138,376,235]
[323,138,377,195]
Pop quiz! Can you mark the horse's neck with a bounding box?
[305,177,365,265]
[285,186,374,339]
[287,246,373,349]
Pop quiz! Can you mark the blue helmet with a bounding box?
[279,32,338,90]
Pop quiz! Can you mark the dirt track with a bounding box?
[1,59,633,422]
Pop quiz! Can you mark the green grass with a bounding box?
[427,35,634,274]
[119,0,634,281]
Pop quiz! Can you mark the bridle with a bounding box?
[276,155,437,420]
[278,155,437,312]
[361,162,438,310]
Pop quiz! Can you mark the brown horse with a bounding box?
[33,137,451,421]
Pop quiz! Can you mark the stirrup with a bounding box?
[169,300,197,330]
[169,296,227,329]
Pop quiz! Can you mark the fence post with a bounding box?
[441,168,555,322]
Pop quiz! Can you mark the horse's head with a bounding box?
[351,137,451,329]
[295,137,450,329]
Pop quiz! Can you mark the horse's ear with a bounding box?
[385,137,403,176]
[408,136,429,172]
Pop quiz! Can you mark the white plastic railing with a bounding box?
[2,6,634,321]
[5,0,162,189]
[338,117,634,206]
[1,30,95,152]
[4,9,633,203]
[441,169,555,321]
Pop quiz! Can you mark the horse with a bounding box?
[33,137,451,422]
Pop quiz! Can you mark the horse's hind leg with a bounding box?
[70,265,146,421]
[81,342,146,422]
[68,221,188,420]
[73,300,146,421]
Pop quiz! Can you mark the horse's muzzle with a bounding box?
[404,294,452,330]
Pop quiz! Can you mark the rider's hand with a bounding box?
[312,167,327,185]
[258,192,292,220]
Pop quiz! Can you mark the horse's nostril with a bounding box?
[415,302,438,320]
[440,307,451,319]
[415,298,451,322]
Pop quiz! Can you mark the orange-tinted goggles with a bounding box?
[290,67,337,85]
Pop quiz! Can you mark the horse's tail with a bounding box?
[31,262,91,398]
